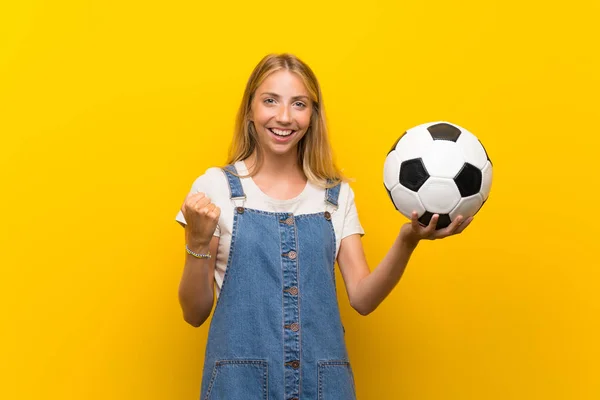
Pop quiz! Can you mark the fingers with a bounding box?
[445,215,464,235]
[182,192,218,217]
[191,195,220,221]
[409,211,438,239]
[410,211,420,231]
[407,210,474,241]
[437,215,473,238]
[192,192,208,207]
[194,198,212,212]
[200,202,215,213]
[186,191,206,202]
[182,192,205,212]
[455,216,473,234]
[207,206,221,221]
[424,214,439,237]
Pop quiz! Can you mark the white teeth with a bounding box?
[271,128,294,137]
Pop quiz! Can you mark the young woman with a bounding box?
[176,53,472,400]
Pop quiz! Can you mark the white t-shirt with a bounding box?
[175,160,365,297]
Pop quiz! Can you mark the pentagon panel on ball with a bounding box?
[383,121,493,230]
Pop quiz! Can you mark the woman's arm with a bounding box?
[178,236,219,327]
[177,191,221,327]
[337,212,472,316]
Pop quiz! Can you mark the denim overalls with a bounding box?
[199,165,357,400]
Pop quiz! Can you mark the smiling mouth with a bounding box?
[269,128,296,137]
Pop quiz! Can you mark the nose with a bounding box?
[276,104,291,124]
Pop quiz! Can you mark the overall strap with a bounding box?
[325,179,341,208]
[222,164,246,201]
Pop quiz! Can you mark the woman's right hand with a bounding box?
[181,192,221,249]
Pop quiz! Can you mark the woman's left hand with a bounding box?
[399,211,473,245]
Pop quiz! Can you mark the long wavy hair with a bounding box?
[224,53,347,188]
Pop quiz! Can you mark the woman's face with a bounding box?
[249,70,313,158]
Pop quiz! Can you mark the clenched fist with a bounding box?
[181,192,221,249]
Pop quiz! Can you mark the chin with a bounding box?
[269,147,296,156]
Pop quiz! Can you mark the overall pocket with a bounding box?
[318,360,357,400]
[204,360,268,400]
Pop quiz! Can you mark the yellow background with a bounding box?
[1,0,598,399]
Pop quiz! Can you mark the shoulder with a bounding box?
[338,181,358,206]
[188,166,229,197]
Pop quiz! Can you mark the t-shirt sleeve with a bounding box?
[175,168,222,237]
[340,185,365,239]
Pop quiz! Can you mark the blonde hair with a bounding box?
[225,53,347,188]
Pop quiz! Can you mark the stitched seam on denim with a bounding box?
[214,210,239,309]
[318,362,323,400]
[241,207,326,217]
[239,208,340,219]
[319,360,350,366]
[215,359,266,365]
[326,215,337,288]
[205,360,268,400]
[294,218,302,398]
[222,166,237,200]
[294,212,331,220]
[203,361,219,400]
[237,207,339,219]
[279,214,285,399]
[318,360,352,400]
[222,167,234,200]
[221,165,246,199]
[264,361,268,400]
[325,182,341,207]
[325,181,340,207]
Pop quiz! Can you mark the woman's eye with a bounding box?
[294,102,306,108]
[264,98,275,104]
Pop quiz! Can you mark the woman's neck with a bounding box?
[245,151,306,183]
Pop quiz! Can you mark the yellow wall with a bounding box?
[1,1,598,399]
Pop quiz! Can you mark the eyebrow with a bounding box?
[260,92,310,101]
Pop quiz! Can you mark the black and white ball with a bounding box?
[383,121,493,229]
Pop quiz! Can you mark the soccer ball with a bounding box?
[383,121,493,229]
